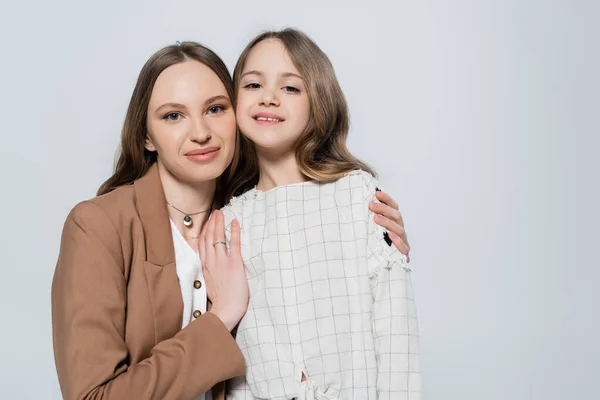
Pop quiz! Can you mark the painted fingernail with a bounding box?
[383,231,393,246]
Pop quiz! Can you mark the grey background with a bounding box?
[1,0,598,399]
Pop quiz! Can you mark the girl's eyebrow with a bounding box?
[280,72,303,80]
[241,70,262,79]
[241,70,303,80]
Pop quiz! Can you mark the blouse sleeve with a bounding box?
[364,178,421,399]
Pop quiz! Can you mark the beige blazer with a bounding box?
[51,164,245,400]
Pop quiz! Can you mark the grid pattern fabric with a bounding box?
[221,170,420,400]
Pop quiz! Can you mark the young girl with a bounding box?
[219,29,420,399]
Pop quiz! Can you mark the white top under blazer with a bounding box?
[170,220,212,400]
[222,170,420,400]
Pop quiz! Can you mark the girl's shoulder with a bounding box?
[221,169,381,216]
[329,169,381,202]
[338,169,379,188]
[220,188,256,228]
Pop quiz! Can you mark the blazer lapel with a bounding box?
[134,164,183,342]
[134,163,174,266]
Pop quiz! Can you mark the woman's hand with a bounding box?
[199,210,249,331]
[370,190,411,261]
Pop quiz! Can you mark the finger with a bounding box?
[375,190,398,210]
[199,228,206,265]
[199,216,211,264]
[229,219,242,262]
[370,201,404,227]
[389,231,410,256]
[374,214,407,243]
[205,212,216,269]
[212,210,228,257]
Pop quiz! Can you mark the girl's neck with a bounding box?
[157,161,215,241]
[255,149,308,191]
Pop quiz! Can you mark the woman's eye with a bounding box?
[164,112,180,121]
[244,83,261,89]
[207,105,225,115]
[283,86,300,93]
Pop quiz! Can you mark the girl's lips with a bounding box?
[252,112,285,124]
[253,117,283,126]
[185,148,220,162]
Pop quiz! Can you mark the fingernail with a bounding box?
[383,231,392,246]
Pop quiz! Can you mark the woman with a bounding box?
[52,42,247,400]
[221,29,420,399]
[52,42,409,400]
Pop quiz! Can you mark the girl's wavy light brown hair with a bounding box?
[97,41,240,209]
[226,28,374,200]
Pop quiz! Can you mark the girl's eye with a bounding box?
[283,86,300,93]
[164,112,181,121]
[207,105,226,115]
[244,83,261,89]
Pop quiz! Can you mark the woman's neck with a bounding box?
[255,149,308,191]
[157,161,215,240]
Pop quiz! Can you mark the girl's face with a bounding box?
[236,39,310,155]
[145,60,236,184]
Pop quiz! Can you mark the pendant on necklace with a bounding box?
[183,215,193,227]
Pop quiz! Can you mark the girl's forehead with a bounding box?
[244,39,298,73]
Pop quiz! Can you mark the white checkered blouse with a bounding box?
[221,170,420,400]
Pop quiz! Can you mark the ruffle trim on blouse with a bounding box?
[297,379,340,400]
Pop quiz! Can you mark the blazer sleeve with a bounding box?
[51,201,245,400]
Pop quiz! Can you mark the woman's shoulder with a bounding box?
[66,184,137,236]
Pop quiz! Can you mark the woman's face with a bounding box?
[145,60,236,184]
[236,39,311,155]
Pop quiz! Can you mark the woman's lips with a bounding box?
[185,147,220,162]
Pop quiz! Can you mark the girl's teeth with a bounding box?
[256,117,280,122]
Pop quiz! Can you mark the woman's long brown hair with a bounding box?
[97,42,239,208]
[226,28,375,201]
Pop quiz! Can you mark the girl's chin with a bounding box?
[244,132,297,150]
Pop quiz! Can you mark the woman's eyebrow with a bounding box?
[154,95,230,114]
[155,102,187,113]
[204,95,230,106]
